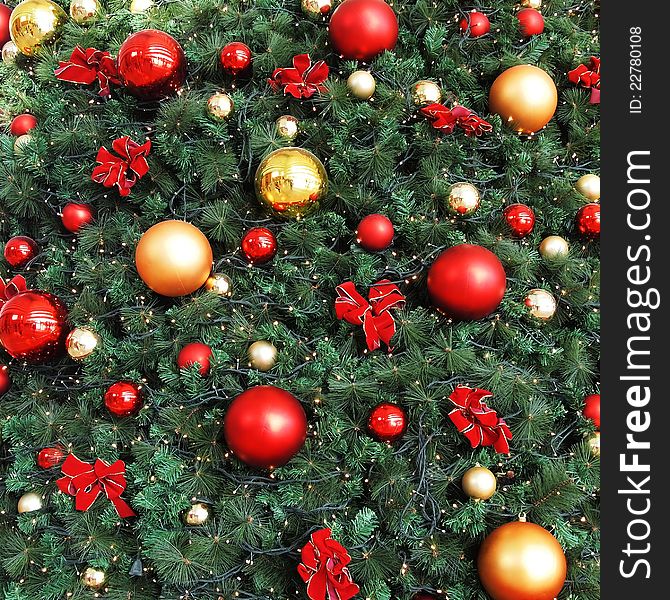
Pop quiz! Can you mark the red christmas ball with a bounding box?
[37,446,65,469]
[104,381,143,417]
[0,364,10,396]
[427,244,507,320]
[10,114,37,136]
[368,402,407,442]
[224,385,307,469]
[0,291,70,363]
[517,8,544,37]
[459,11,490,37]
[576,203,600,238]
[4,236,38,268]
[62,203,95,234]
[583,393,600,429]
[356,214,394,251]
[241,227,277,264]
[117,29,187,101]
[329,0,398,61]
[503,203,535,238]
[177,342,213,375]
[0,4,12,47]
[220,42,252,75]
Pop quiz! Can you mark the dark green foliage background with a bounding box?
[0,0,600,598]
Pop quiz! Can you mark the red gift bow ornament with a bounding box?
[54,46,121,99]
[335,280,406,352]
[297,528,360,600]
[56,454,136,518]
[91,136,151,197]
[268,54,329,99]
[0,276,27,305]
[568,56,600,104]
[420,103,492,136]
[447,385,512,454]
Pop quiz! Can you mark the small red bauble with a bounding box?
[356,214,394,251]
[583,393,600,429]
[220,42,252,75]
[459,11,490,37]
[241,227,277,264]
[10,114,37,136]
[62,203,95,233]
[368,402,407,442]
[117,29,187,101]
[503,204,535,238]
[0,4,12,47]
[4,236,38,268]
[104,381,143,417]
[576,203,600,238]
[224,385,307,469]
[0,365,10,396]
[517,8,544,37]
[177,342,213,375]
[427,244,507,320]
[329,0,398,61]
[37,446,66,469]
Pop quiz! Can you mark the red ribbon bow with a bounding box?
[297,528,360,600]
[54,46,121,99]
[91,136,151,197]
[268,54,329,99]
[568,56,600,104]
[335,280,405,352]
[448,385,512,454]
[56,454,135,518]
[420,103,493,136]
[0,275,27,305]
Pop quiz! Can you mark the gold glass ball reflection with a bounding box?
[575,174,600,202]
[66,327,101,360]
[207,92,234,121]
[184,502,211,525]
[347,70,376,100]
[411,80,441,105]
[205,273,233,297]
[17,491,42,513]
[81,567,106,590]
[69,0,99,24]
[462,466,497,500]
[276,115,299,140]
[301,0,332,18]
[539,235,569,259]
[524,288,557,321]
[2,41,19,63]
[14,134,32,154]
[446,182,480,216]
[588,431,600,455]
[129,0,154,12]
[255,147,328,219]
[9,0,68,56]
[248,340,277,372]
[521,0,542,8]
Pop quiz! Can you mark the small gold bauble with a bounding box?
[301,0,332,18]
[9,0,68,56]
[587,431,600,455]
[2,41,19,63]
[275,115,299,140]
[14,134,32,155]
[411,80,441,105]
[184,502,211,525]
[521,0,541,8]
[446,182,480,216]
[66,327,101,360]
[347,70,376,100]
[539,235,569,260]
[17,491,42,513]
[248,340,277,372]
[207,92,234,121]
[462,466,497,500]
[575,174,600,202]
[524,288,557,321]
[205,273,233,297]
[69,0,99,24]
[129,0,154,12]
[81,567,106,590]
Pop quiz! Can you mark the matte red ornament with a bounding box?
[0,4,11,47]
[328,0,398,61]
[356,214,394,251]
[224,385,307,469]
[4,236,38,268]
[0,364,10,396]
[37,446,66,469]
[177,342,212,375]
[583,393,600,429]
[368,402,407,442]
[104,381,142,417]
[220,41,252,75]
[517,8,544,37]
[459,11,490,37]
[10,114,37,136]
[241,227,277,264]
[117,29,186,101]
[576,203,600,238]
[503,203,535,238]
[62,203,95,233]
[427,244,507,320]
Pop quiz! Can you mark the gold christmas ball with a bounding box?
[275,115,299,141]
[129,0,154,12]
[446,182,480,216]
[524,288,557,321]
[14,134,32,155]
[248,340,277,372]
[2,41,19,63]
[588,431,600,455]
[539,235,569,259]
[69,0,99,24]
[17,491,42,513]
[205,273,233,296]
[347,70,376,100]
[462,466,497,500]
[9,0,67,56]
[255,147,328,219]
[66,327,101,360]
[81,567,106,590]
[411,80,441,105]
[489,65,558,134]
[301,0,332,18]
[183,502,211,525]
[207,92,234,121]
[521,0,541,8]
[575,174,600,202]
[135,220,213,297]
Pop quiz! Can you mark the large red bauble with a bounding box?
[427,244,507,320]
[220,41,252,75]
[328,0,398,61]
[177,342,213,375]
[356,214,394,251]
[459,11,490,37]
[241,227,277,264]
[0,364,10,396]
[62,203,95,233]
[104,381,143,417]
[117,29,187,101]
[0,291,70,363]
[10,113,37,136]
[4,235,38,267]
[224,385,307,469]
[576,203,600,238]
[0,4,11,47]
[517,8,544,37]
[37,446,65,469]
[583,393,600,429]
[503,203,535,238]
[368,402,407,442]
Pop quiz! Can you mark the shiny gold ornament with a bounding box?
[489,65,558,134]
[446,182,480,216]
[17,491,42,513]
[347,70,376,100]
[462,466,497,500]
[9,0,67,56]
[2,41,19,63]
[129,0,154,12]
[587,431,600,455]
[255,147,328,219]
[275,115,299,141]
[301,0,332,18]
[411,79,441,105]
[66,327,101,360]
[183,502,211,525]
[248,340,277,372]
[539,235,569,260]
[207,92,234,121]
[205,273,233,297]
[524,288,557,321]
[521,0,541,8]
[575,174,600,202]
[69,0,99,24]
[14,134,32,155]
[81,567,106,590]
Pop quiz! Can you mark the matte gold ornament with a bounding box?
[521,0,541,8]
[411,80,441,105]
[575,174,600,202]
[301,0,332,18]
[69,0,99,24]
[275,115,299,140]
[255,147,328,219]
[587,431,600,455]
[66,327,101,360]
[183,502,211,525]
[446,182,480,216]
[14,134,32,154]
[248,340,277,372]
[205,273,233,297]
[207,92,234,121]
[2,41,19,63]
[524,288,557,321]
[539,235,569,259]
[347,70,376,100]
[129,0,153,12]
[9,0,68,56]
[17,491,42,513]
[81,567,106,590]
[462,466,497,500]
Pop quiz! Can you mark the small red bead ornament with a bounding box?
[220,41,252,75]
[575,203,600,238]
[459,11,490,37]
[503,203,535,237]
[517,8,544,37]
[37,446,66,469]
[241,227,277,264]
[104,381,143,417]
[4,236,38,268]
[177,342,213,375]
[10,113,37,136]
[62,203,95,233]
[356,214,394,251]
[368,402,407,442]
[582,393,600,429]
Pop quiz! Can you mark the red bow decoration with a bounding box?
[335,280,406,352]
[91,136,151,197]
[268,54,329,99]
[54,46,121,99]
[448,386,512,454]
[0,275,27,305]
[56,454,136,518]
[420,103,493,136]
[298,528,360,600]
[568,57,600,104]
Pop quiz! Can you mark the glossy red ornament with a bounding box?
[10,113,37,136]
[241,227,277,264]
[62,203,95,233]
[220,41,252,75]
[356,214,394,251]
[517,8,544,37]
[4,236,38,268]
[37,446,66,469]
[0,291,70,363]
[503,203,535,238]
[459,11,490,37]
[0,4,11,47]
[177,342,212,375]
[224,385,307,469]
[0,364,10,396]
[576,203,600,238]
[104,381,143,417]
[368,402,407,442]
[427,244,507,320]
[117,29,186,101]
[583,393,600,429]
[328,0,398,61]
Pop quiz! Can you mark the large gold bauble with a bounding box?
[205,273,233,297]
[207,92,234,121]
[446,182,480,216]
[347,70,376,100]
[524,288,557,321]
[411,80,441,105]
[69,0,99,24]
[183,502,211,525]
[135,220,213,297]
[129,0,154,12]
[489,65,557,134]
[255,147,328,219]
[81,567,106,590]
[462,466,497,500]
[66,327,101,360]
[248,340,277,372]
[17,491,43,513]
[575,174,600,202]
[301,0,332,18]
[2,41,19,63]
[539,235,569,259]
[9,0,68,56]
[275,115,299,140]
